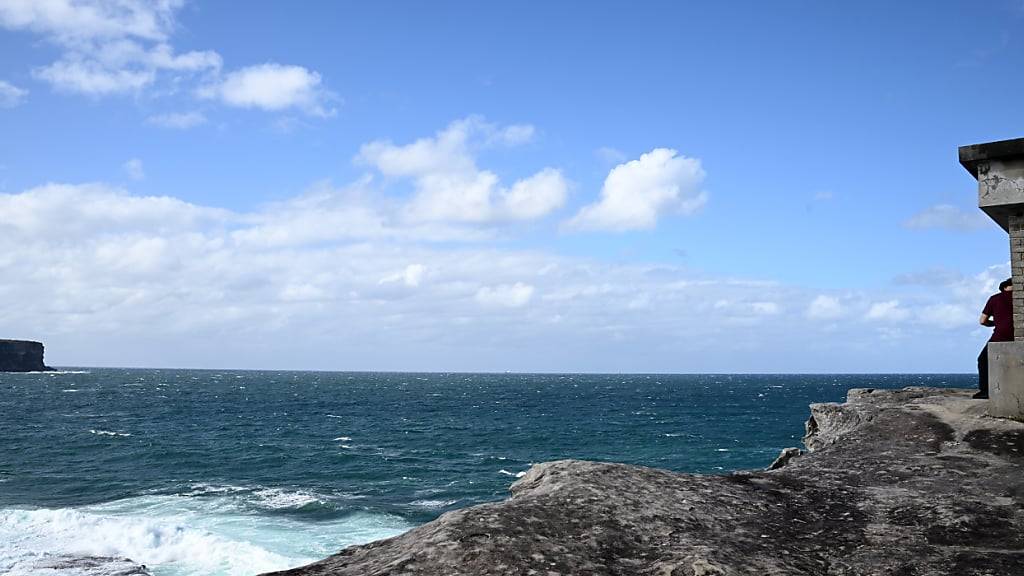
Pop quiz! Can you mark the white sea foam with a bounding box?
[250,489,322,510]
[409,499,458,509]
[0,506,294,576]
[497,469,527,478]
[332,436,352,441]
[62,389,78,393]
[0,495,413,576]
[89,430,131,437]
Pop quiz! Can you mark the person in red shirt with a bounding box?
[977,278,1014,399]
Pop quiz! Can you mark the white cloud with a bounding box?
[565,148,707,232]
[200,63,335,117]
[475,282,535,307]
[806,295,843,320]
[146,111,207,129]
[2,1,333,120]
[0,182,227,239]
[380,264,427,288]
[0,80,28,107]
[123,158,144,181]
[0,1,222,96]
[358,117,565,223]
[35,58,153,94]
[0,0,179,43]
[919,303,974,330]
[713,299,780,316]
[904,204,990,232]
[865,300,909,322]
[0,181,1004,371]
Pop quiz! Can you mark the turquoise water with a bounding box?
[0,369,969,575]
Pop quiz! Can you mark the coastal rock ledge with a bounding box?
[265,388,1024,576]
[0,339,53,372]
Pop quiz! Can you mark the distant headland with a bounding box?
[0,340,53,372]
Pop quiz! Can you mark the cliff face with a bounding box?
[0,339,53,372]
[263,388,1024,576]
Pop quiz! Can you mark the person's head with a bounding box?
[1000,278,1013,292]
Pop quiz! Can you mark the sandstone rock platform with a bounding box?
[264,387,1024,576]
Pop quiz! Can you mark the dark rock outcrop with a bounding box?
[264,387,1024,576]
[0,339,53,372]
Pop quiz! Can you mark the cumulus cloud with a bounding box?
[199,63,335,116]
[806,295,843,320]
[1,0,332,120]
[0,1,221,95]
[0,180,1005,371]
[0,80,28,107]
[146,110,207,129]
[0,182,227,239]
[357,117,567,222]
[0,0,177,42]
[904,204,990,232]
[565,148,706,232]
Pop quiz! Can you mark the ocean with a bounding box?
[0,369,969,575]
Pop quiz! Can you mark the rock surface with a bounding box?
[264,388,1024,576]
[0,339,52,372]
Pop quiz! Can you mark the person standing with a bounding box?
[977,278,1014,399]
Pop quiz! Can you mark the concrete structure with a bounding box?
[960,137,1024,419]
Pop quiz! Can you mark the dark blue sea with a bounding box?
[0,369,969,575]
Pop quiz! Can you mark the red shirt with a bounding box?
[983,291,1014,342]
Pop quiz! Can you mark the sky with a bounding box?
[0,1,1022,372]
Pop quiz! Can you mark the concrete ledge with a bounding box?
[987,341,1024,420]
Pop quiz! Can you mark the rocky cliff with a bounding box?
[0,339,53,372]
[263,387,1024,576]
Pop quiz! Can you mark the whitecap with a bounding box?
[409,499,458,509]
[497,470,527,478]
[250,489,323,511]
[332,437,352,441]
[89,430,131,437]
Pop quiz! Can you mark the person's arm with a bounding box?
[981,313,995,327]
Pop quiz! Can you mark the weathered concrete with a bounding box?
[989,342,1024,420]
[0,339,53,372]
[262,387,1024,576]
[962,138,1024,420]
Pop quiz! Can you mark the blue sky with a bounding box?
[0,1,1021,372]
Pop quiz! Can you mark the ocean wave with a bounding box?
[0,507,298,576]
[497,469,527,478]
[0,495,413,576]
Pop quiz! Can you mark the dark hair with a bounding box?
[1000,278,1013,291]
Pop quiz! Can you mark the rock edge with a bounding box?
[263,387,1024,576]
[0,339,53,372]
